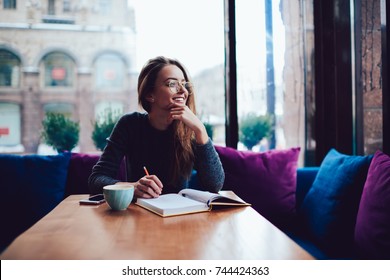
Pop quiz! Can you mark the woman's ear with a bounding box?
[145,95,154,103]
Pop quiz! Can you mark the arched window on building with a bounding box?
[0,49,21,87]
[42,52,75,87]
[0,103,22,152]
[94,53,126,89]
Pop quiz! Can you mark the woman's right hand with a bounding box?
[132,174,163,199]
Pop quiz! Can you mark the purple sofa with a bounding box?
[209,147,390,260]
[1,147,389,260]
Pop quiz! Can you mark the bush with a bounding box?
[92,109,120,151]
[239,113,273,150]
[41,112,80,153]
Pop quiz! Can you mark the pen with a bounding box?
[143,166,150,176]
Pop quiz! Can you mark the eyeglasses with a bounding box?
[165,80,193,95]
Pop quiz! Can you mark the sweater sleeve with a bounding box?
[193,139,225,193]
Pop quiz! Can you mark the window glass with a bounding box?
[63,0,71,13]
[95,101,123,122]
[0,50,21,87]
[360,1,383,154]
[48,0,55,15]
[236,0,286,151]
[3,0,16,9]
[0,0,316,156]
[131,0,225,145]
[0,103,21,148]
[94,54,125,89]
[235,0,313,165]
[98,0,111,15]
[39,103,75,154]
[42,52,75,87]
[0,1,135,153]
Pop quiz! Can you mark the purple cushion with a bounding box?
[65,153,100,196]
[354,150,390,259]
[65,153,126,196]
[215,146,300,230]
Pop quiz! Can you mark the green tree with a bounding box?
[41,112,80,153]
[92,109,120,151]
[239,113,273,150]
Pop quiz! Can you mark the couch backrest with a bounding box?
[65,153,126,197]
[296,167,319,208]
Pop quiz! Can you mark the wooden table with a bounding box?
[1,195,314,260]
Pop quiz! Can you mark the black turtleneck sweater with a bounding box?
[88,112,225,195]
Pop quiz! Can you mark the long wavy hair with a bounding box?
[138,56,196,185]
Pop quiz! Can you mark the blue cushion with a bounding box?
[0,152,71,252]
[299,149,372,259]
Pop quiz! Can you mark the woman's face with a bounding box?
[149,65,190,111]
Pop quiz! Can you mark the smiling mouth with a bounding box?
[172,97,185,102]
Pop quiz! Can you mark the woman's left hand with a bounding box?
[169,103,208,144]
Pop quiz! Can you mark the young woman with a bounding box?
[88,56,225,199]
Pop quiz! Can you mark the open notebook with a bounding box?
[136,189,250,217]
